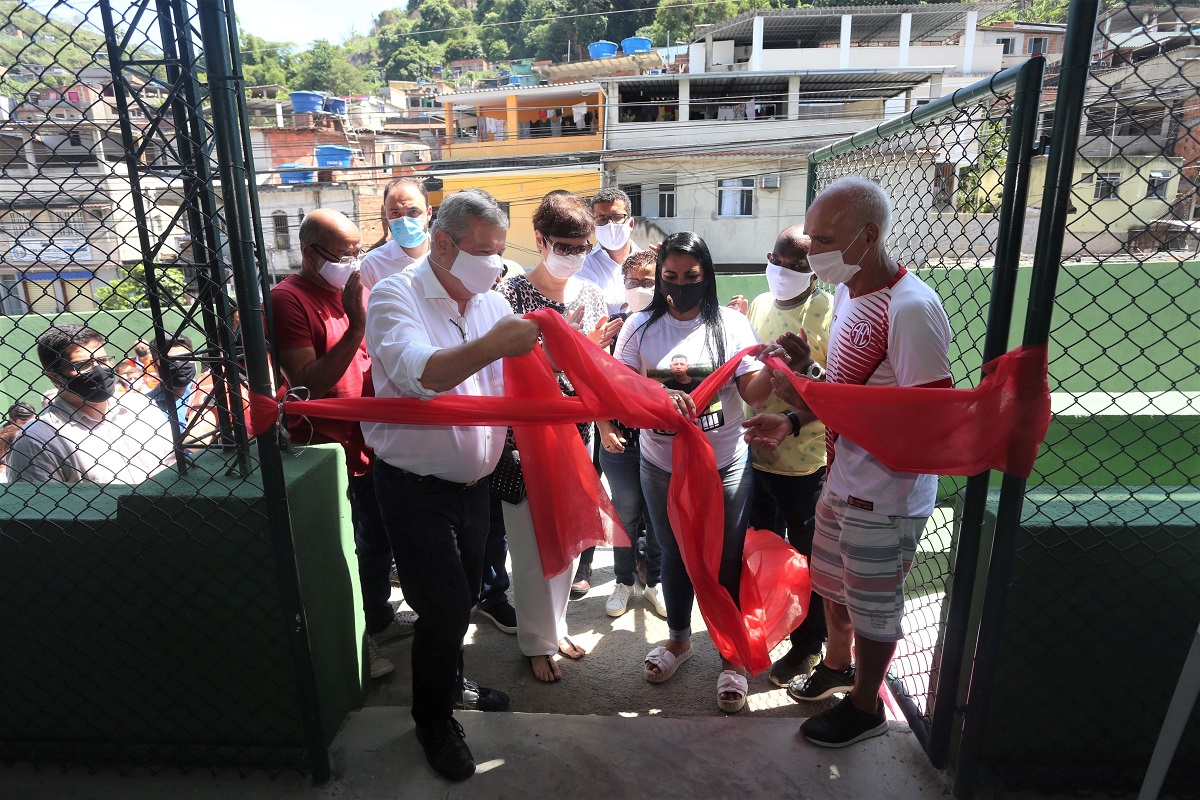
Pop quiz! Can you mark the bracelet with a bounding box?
[781,409,802,438]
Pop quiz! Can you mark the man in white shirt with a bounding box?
[8,323,176,483]
[364,188,540,782]
[744,177,951,749]
[579,187,643,316]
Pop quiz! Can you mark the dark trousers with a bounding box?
[600,442,661,586]
[347,472,395,635]
[374,461,491,727]
[477,494,511,610]
[748,466,828,655]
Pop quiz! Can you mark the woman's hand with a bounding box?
[587,314,623,349]
[742,412,792,451]
[665,388,696,418]
[566,305,585,331]
[727,295,749,315]
[598,420,626,453]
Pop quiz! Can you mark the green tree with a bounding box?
[289,39,374,95]
[413,0,459,44]
[384,39,444,81]
[238,28,294,87]
[95,264,188,311]
[444,35,485,62]
[956,121,1007,214]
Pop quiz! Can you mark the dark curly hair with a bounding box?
[532,191,594,240]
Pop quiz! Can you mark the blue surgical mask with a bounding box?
[389,216,428,249]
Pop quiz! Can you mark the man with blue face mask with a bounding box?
[360,176,433,291]
[744,177,952,749]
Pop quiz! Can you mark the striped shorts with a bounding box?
[810,490,927,643]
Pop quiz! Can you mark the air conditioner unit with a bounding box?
[760,174,781,190]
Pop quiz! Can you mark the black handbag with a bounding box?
[489,445,527,505]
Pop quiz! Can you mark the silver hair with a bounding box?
[822,176,893,243]
[431,188,509,241]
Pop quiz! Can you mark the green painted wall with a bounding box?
[0,444,362,763]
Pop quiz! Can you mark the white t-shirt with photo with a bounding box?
[825,269,952,517]
[615,305,761,472]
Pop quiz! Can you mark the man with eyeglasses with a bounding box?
[271,208,413,683]
[580,187,644,316]
[8,323,176,483]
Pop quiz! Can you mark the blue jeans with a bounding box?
[640,453,751,642]
[477,494,511,610]
[748,467,828,655]
[600,441,660,586]
[348,472,395,636]
[373,461,491,727]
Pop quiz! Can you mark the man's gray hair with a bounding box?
[590,186,631,212]
[431,188,509,241]
[822,176,893,243]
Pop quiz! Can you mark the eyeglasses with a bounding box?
[624,278,655,289]
[543,236,592,258]
[63,355,114,374]
[595,213,629,225]
[767,253,810,271]
[309,243,360,265]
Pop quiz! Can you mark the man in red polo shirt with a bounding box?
[271,208,412,681]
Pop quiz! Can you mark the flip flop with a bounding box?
[644,645,691,683]
[531,654,560,683]
[558,636,586,660]
[717,669,748,713]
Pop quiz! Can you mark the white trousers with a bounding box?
[502,498,579,658]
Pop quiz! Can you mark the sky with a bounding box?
[235,0,406,48]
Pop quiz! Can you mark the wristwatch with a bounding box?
[803,361,824,381]
[781,409,803,438]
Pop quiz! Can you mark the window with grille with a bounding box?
[618,184,642,216]
[717,178,754,217]
[658,184,676,218]
[1094,172,1122,201]
[272,211,290,249]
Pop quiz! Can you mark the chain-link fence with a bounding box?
[1,0,337,779]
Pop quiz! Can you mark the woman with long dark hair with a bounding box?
[613,231,773,712]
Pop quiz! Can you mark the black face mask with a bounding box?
[660,281,706,314]
[63,364,116,403]
[165,361,195,391]
[134,346,149,358]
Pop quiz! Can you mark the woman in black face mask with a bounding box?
[611,231,774,713]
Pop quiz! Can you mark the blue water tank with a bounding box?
[621,37,652,54]
[314,145,352,168]
[278,163,315,184]
[324,97,347,115]
[289,90,324,114]
[588,40,618,59]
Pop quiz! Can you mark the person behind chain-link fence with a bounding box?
[8,324,175,483]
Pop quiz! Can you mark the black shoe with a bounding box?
[415,717,475,780]
[570,563,592,599]
[476,601,518,634]
[769,647,822,688]
[457,680,510,712]
[801,694,888,748]
[787,662,855,702]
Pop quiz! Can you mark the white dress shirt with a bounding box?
[363,256,513,484]
[359,239,420,291]
[580,242,641,316]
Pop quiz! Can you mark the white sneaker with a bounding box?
[367,637,395,679]
[606,583,634,617]
[643,584,668,618]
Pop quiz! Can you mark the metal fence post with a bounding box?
[951,1,1103,796]
[195,0,331,782]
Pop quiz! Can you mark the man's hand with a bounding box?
[776,329,813,374]
[598,419,626,453]
[742,412,792,450]
[488,315,541,358]
[342,271,366,332]
[587,315,623,349]
[771,368,814,413]
[727,295,749,315]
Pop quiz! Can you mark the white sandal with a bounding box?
[644,645,691,683]
[717,669,748,712]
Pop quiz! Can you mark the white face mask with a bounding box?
[595,220,632,251]
[432,247,503,295]
[543,249,586,279]
[808,227,869,285]
[766,263,814,301]
[624,285,654,312]
[319,257,359,289]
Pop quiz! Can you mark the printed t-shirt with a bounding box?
[745,289,833,477]
[825,269,951,517]
[615,305,761,472]
[271,273,372,476]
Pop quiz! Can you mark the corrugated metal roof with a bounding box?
[435,81,602,105]
[690,4,1010,48]
[611,69,943,101]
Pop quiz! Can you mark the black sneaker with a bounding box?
[476,602,518,634]
[457,681,510,712]
[414,717,475,780]
[769,648,822,688]
[787,662,855,702]
[570,563,592,599]
[801,694,888,748]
